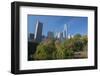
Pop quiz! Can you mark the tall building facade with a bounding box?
[63,24,68,39]
[34,20,43,42]
[28,33,34,41]
[47,31,54,38]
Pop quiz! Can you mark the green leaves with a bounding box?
[34,39,56,60]
[33,34,88,60]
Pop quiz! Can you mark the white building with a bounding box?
[34,20,43,42]
[63,24,68,39]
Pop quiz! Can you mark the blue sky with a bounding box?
[28,15,88,36]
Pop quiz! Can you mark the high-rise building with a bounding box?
[34,20,43,43]
[68,34,74,39]
[55,32,58,39]
[56,32,63,41]
[63,24,68,39]
[28,33,34,41]
[47,31,54,38]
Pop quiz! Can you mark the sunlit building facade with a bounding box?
[34,20,43,42]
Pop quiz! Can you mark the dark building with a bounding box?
[28,33,34,41]
[34,20,43,43]
[47,31,54,39]
[42,35,46,41]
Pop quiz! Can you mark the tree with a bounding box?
[34,43,48,60]
[81,35,88,46]
[33,34,88,60]
[34,38,56,60]
[54,40,65,59]
[61,39,74,58]
[74,34,81,40]
[71,34,84,52]
[73,40,83,51]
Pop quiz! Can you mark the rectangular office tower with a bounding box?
[47,31,54,39]
[34,20,43,43]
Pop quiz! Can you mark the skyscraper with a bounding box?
[63,24,68,39]
[47,31,54,38]
[34,20,43,43]
[28,33,34,41]
[56,32,63,41]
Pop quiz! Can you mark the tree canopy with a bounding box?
[33,34,88,60]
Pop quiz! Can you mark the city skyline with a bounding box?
[28,15,88,37]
